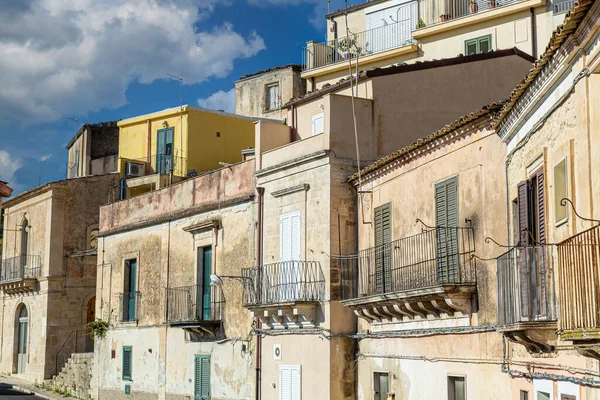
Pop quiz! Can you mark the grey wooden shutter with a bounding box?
[535,169,546,244]
[122,346,132,381]
[517,181,530,245]
[435,177,459,283]
[374,204,392,293]
[194,355,210,400]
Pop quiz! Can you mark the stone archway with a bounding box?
[14,304,28,374]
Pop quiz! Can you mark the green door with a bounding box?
[435,177,459,283]
[124,260,137,321]
[156,127,174,175]
[194,355,210,400]
[196,247,212,320]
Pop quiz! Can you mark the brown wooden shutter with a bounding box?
[535,169,546,244]
[517,181,530,246]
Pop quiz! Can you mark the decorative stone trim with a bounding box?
[271,184,310,197]
[183,219,220,234]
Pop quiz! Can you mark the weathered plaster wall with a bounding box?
[235,67,305,120]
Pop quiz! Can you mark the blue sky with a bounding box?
[0,0,360,196]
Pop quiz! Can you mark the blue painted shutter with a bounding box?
[122,346,132,381]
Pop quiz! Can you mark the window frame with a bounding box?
[553,157,569,227]
[464,34,492,55]
[311,113,324,136]
[266,82,280,110]
[447,374,466,400]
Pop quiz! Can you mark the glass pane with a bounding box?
[537,392,551,400]
[554,159,568,223]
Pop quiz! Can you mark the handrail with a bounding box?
[166,284,224,323]
[55,329,79,377]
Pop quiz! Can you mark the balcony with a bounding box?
[0,255,42,294]
[118,292,141,323]
[339,227,476,325]
[496,246,557,353]
[557,225,600,346]
[303,2,418,72]
[120,154,187,197]
[167,285,224,338]
[242,261,326,329]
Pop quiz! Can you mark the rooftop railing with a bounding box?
[339,227,476,301]
[416,0,521,28]
[496,245,556,327]
[167,284,224,324]
[303,1,417,71]
[557,225,600,335]
[121,154,187,177]
[241,261,326,306]
[0,255,42,282]
[553,0,574,14]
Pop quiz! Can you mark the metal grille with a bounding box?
[339,227,476,300]
[241,261,326,306]
[557,225,600,332]
[417,0,521,28]
[496,246,556,326]
[0,255,42,282]
[553,0,574,14]
[167,284,223,323]
[302,2,417,71]
[119,292,141,322]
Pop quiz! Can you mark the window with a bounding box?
[553,158,568,225]
[465,35,492,55]
[448,376,465,400]
[374,372,389,400]
[280,212,301,302]
[517,167,546,245]
[520,390,529,400]
[311,113,324,136]
[122,346,132,381]
[435,177,459,283]
[266,83,280,110]
[194,354,210,400]
[374,204,392,292]
[279,365,301,400]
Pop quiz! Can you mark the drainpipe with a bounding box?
[290,105,296,140]
[147,120,151,174]
[256,187,265,400]
[530,8,537,59]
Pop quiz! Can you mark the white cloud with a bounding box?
[40,154,52,162]
[0,151,23,185]
[197,89,236,113]
[0,0,265,124]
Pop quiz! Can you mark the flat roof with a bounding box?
[326,0,391,18]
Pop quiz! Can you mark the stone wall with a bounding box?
[53,352,94,400]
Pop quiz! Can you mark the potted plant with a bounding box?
[440,14,451,21]
[337,36,357,54]
[416,18,426,29]
[488,0,497,8]
[469,0,479,13]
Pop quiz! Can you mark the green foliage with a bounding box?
[337,36,357,53]
[86,318,109,339]
[416,18,426,29]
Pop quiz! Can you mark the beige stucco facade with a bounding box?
[94,161,257,400]
[67,122,119,179]
[0,173,119,382]
[304,0,566,89]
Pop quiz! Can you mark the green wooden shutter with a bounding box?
[465,38,478,55]
[465,35,491,55]
[435,177,459,283]
[374,203,392,293]
[478,35,491,53]
[194,355,210,400]
[122,346,132,381]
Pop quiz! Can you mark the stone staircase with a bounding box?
[52,353,93,400]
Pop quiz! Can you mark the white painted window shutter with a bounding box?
[280,212,301,262]
[279,365,301,400]
[311,114,324,136]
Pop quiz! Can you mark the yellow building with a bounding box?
[117,105,257,197]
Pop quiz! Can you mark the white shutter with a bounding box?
[280,212,301,262]
[311,114,324,136]
[280,214,292,262]
[290,365,301,400]
[279,365,301,400]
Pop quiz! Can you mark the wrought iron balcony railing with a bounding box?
[0,255,42,282]
[119,292,141,322]
[496,245,556,327]
[167,284,223,324]
[241,261,326,306]
[339,227,476,301]
[557,225,600,337]
[303,1,417,71]
[121,154,187,177]
[417,0,522,28]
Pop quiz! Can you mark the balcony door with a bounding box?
[196,246,212,320]
[123,259,137,321]
[16,305,28,374]
[517,167,548,320]
[156,127,174,175]
[435,177,459,284]
[20,218,29,278]
[374,204,392,294]
[280,212,301,302]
